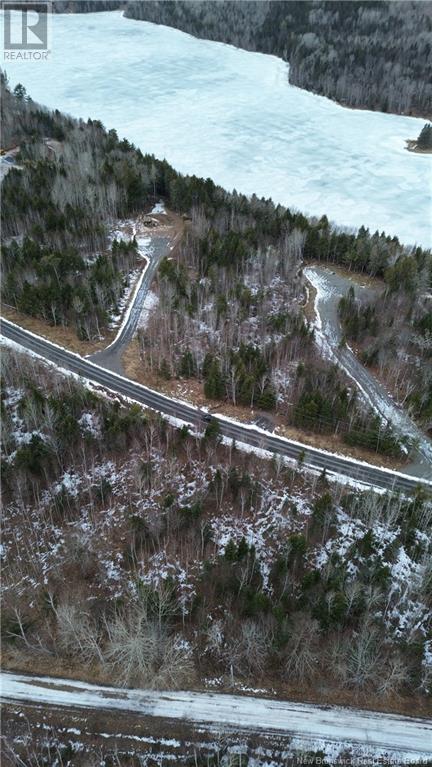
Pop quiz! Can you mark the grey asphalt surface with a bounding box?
[305,265,432,479]
[2,318,431,494]
[88,235,170,376]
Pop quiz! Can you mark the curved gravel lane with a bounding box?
[304,265,432,479]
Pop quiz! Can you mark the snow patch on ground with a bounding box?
[137,289,159,329]
[151,201,166,215]
[2,672,431,760]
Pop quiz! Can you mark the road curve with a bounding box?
[1,672,431,758]
[89,234,171,376]
[304,266,432,479]
[1,318,431,494]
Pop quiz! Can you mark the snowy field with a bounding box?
[1,10,431,248]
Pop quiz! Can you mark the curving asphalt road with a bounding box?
[1,672,432,759]
[1,318,431,494]
[89,234,171,376]
[305,265,432,479]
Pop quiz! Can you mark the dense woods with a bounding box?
[139,210,408,457]
[2,348,431,714]
[2,76,430,447]
[1,75,162,338]
[122,0,432,118]
[339,261,432,429]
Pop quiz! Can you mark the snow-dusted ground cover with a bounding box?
[2,672,432,763]
[106,220,154,335]
[137,289,159,330]
[151,201,166,215]
[146,240,304,386]
[2,345,431,695]
[2,375,311,610]
[1,11,430,247]
[1,343,432,767]
[0,146,21,182]
[305,265,432,476]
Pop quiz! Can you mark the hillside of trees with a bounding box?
[2,347,431,725]
[1,75,165,339]
[2,77,430,445]
[137,209,408,458]
[339,258,432,430]
[120,0,432,118]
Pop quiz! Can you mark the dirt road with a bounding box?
[1,672,431,761]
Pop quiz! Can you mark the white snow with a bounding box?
[151,201,166,215]
[1,672,431,760]
[1,11,430,247]
[108,267,142,330]
[106,227,154,341]
[78,412,101,438]
[138,289,159,329]
[53,471,81,498]
[310,505,431,642]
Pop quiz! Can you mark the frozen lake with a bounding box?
[1,10,431,247]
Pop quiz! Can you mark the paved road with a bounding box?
[305,265,432,479]
[89,234,170,376]
[2,318,431,494]
[1,672,431,758]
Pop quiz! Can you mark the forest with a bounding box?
[2,346,431,714]
[339,265,432,429]
[1,75,162,338]
[2,76,430,448]
[138,212,408,457]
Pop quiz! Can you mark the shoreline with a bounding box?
[405,139,432,154]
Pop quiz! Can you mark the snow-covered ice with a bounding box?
[1,11,430,247]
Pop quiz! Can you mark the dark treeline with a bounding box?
[1,74,163,338]
[2,349,431,717]
[121,0,432,118]
[2,237,139,339]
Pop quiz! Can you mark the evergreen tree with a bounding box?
[203,358,225,400]
[417,123,432,150]
[159,359,171,380]
[13,83,27,101]
[179,349,195,378]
